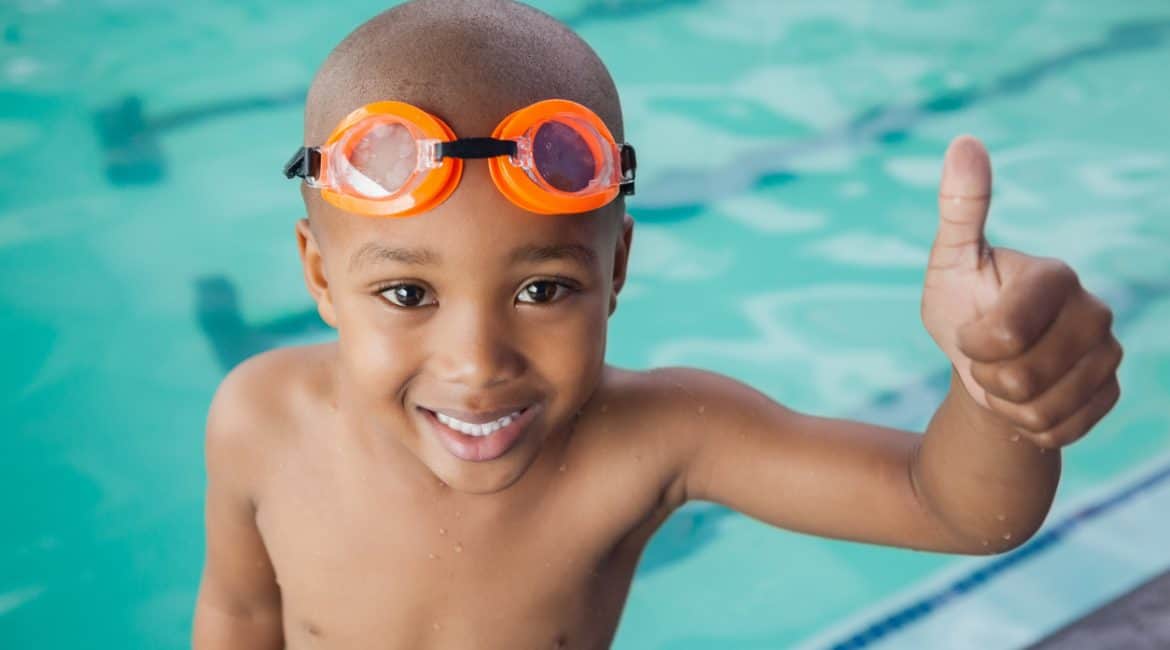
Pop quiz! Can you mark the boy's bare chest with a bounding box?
[254,444,669,649]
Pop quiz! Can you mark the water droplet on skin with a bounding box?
[1009,434,1020,442]
[428,553,437,560]
[455,542,463,553]
[600,404,609,414]
[1039,448,1047,454]
[558,464,567,472]
[454,511,462,519]
[439,527,447,536]
[433,622,441,631]
[1002,532,1013,540]
[995,513,1006,522]
[698,405,705,415]
[980,540,989,547]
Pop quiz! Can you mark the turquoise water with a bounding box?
[2,1,1169,648]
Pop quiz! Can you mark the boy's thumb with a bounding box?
[933,135,992,269]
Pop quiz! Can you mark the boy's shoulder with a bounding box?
[203,343,335,484]
[209,342,334,425]
[592,364,775,453]
[586,365,789,511]
[598,364,765,420]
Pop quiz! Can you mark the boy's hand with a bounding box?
[920,136,1122,449]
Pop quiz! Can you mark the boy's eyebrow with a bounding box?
[349,243,440,271]
[509,243,597,267]
[348,242,598,271]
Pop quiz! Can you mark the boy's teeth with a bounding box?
[434,410,522,437]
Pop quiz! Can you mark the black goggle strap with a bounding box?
[283,146,321,182]
[618,143,636,196]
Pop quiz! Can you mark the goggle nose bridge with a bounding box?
[434,137,519,161]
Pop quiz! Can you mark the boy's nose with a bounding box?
[430,308,526,390]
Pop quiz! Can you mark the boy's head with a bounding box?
[293,0,634,494]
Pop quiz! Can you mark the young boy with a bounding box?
[192,1,1123,648]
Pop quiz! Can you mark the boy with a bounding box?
[192,1,1122,648]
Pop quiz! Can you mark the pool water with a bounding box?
[2,1,1169,648]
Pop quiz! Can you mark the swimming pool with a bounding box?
[2,0,1168,647]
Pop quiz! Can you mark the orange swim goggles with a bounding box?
[284,99,636,217]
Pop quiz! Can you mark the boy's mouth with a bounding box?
[417,404,539,462]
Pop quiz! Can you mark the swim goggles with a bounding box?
[284,99,636,217]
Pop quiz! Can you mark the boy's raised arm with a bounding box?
[193,364,284,649]
[663,136,1121,554]
[659,367,1015,554]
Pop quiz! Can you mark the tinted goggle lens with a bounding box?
[532,120,598,193]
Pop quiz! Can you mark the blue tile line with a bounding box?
[825,458,1170,650]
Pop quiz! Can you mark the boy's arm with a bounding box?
[662,366,1070,554]
[663,136,1121,554]
[193,365,284,649]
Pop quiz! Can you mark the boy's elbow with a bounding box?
[951,515,1047,556]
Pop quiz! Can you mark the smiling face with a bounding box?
[296,157,632,494]
[293,0,631,493]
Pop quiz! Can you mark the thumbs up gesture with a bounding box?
[921,136,1122,449]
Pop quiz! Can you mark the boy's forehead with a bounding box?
[333,199,611,258]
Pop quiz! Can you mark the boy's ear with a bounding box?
[295,218,338,328]
[609,212,635,316]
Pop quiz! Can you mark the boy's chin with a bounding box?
[423,446,540,495]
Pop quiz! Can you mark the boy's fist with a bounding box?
[921,136,1122,448]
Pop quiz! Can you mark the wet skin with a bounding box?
[193,138,1121,649]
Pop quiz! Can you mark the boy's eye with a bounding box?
[518,280,572,304]
[381,284,434,308]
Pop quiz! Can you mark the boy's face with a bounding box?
[297,159,631,494]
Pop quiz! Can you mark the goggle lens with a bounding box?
[335,120,418,198]
[532,120,598,193]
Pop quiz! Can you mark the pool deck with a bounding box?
[1028,569,1170,649]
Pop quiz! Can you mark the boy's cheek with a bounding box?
[334,310,422,394]
[333,294,607,400]
[526,307,609,404]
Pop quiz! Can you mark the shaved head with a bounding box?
[298,0,629,256]
[304,0,623,145]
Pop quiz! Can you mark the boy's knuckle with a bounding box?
[998,365,1036,401]
[1082,296,1114,339]
[1042,258,1077,290]
[1032,432,1059,449]
[1110,337,1124,369]
[994,323,1027,356]
[1017,404,1053,432]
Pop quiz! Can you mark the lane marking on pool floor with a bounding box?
[794,446,1170,650]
